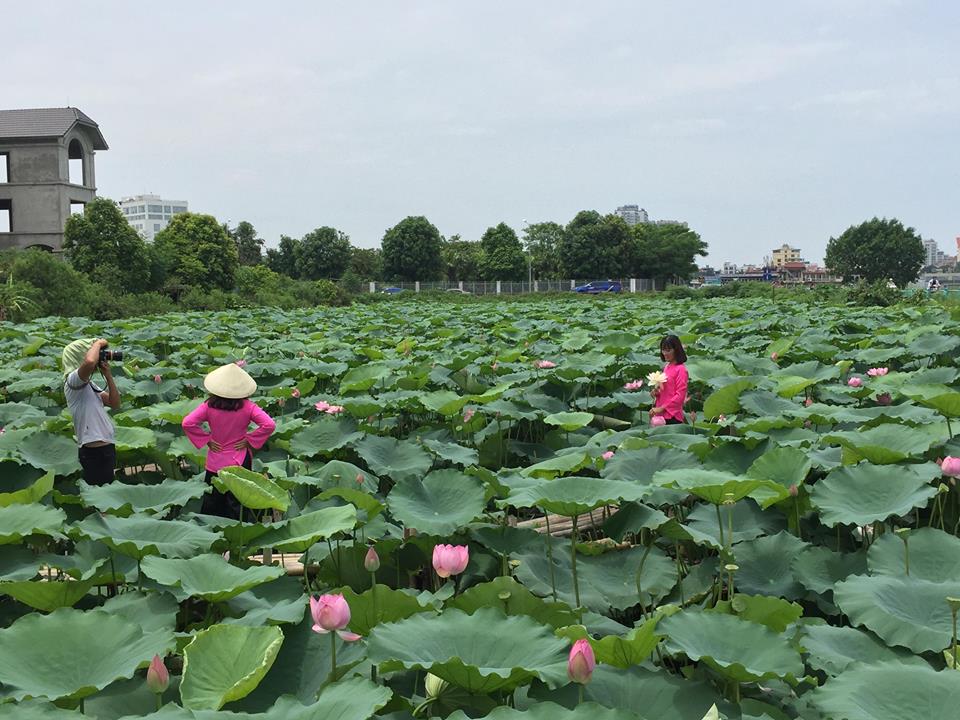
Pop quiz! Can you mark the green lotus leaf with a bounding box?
[0,402,46,429]
[824,424,940,464]
[368,607,568,693]
[289,417,363,458]
[73,513,220,560]
[791,546,867,595]
[660,610,803,682]
[447,703,638,720]
[703,379,754,419]
[224,575,309,627]
[448,576,578,629]
[774,375,820,398]
[544,411,594,431]
[571,666,721,720]
[214,466,290,511]
[16,432,81,476]
[868,527,960,582]
[810,662,960,720]
[101,590,180,646]
[721,594,803,633]
[0,577,95,611]
[685,498,785,548]
[503,476,648,517]
[315,487,384,522]
[140,554,285,602]
[252,505,357,553]
[354,435,433,482]
[834,574,960,653]
[309,459,379,492]
[602,502,670,542]
[0,607,170,701]
[800,623,926,676]
[522,450,591,479]
[810,462,937,527]
[653,468,789,508]
[337,583,436,636]
[387,469,486,535]
[0,469,53,507]
[562,609,674,670]
[0,546,41,581]
[0,699,84,719]
[0,503,66,544]
[339,362,392,392]
[77,477,208,516]
[902,388,960,417]
[180,624,284,710]
[421,438,480,466]
[419,389,468,416]
[113,425,157,451]
[745,447,811,487]
[732,531,809,600]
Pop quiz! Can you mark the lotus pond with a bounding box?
[3,297,960,719]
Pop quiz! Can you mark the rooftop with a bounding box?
[0,107,108,149]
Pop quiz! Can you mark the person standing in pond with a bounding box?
[182,363,276,519]
[650,335,688,425]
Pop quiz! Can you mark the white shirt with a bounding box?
[64,370,115,446]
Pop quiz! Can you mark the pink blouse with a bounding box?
[182,399,276,473]
[655,363,688,422]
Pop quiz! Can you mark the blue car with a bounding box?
[574,280,622,294]
[381,287,406,294]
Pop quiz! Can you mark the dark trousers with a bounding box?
[201,452,251,520]
[78,444,117,486]
[665,417,685,425]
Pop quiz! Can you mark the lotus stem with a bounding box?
[578,684,584,706]
[715,504,725,547]
[954,607,959,669]
[636,543,653,619]
[371,574,379,683]
[302,547,310,594]
[156,694,162,711]
[947,415,953,439]
[544,514,558,601]
[570,515,581,612]
[330,631,337,681]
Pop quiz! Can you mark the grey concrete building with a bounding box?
[0,107,108,251]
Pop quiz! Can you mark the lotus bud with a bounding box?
[601,451,614,461]
[941,457,960,478]
[789,484,799,497]
[291,388,301,399]
[770,352,778,361]
[234,359,246,367]
[650,415,666,427]
[364,546,381,572]
[567,639,596,684]
[847,377,863,388]
[146,655,169,694]
[153,374,162,385]
[310,594,361,641]
[432,543,469,578]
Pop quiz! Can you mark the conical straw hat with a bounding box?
[203,363,257,399]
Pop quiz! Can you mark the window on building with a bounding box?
[148,213,164,220]
[0,153,8,183]
[0,199,11,232]
[154,224,161,232]
[172,206,187,214]
[163,206,171,213]
[148,204,162,213]
[138,205,145,213]
[68,139,85,185]
[70,202,85,216]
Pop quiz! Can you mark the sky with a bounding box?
[6,1,959,266]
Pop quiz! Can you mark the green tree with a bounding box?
[522,222,564,279]
[558,211,634,279]
[478,223,526,280]
[381,216,444,281]
[154,213,238,291]
[62,198,149,293]
[229,221,264,266]
[825,217,925,288]
[297,226,352,280]
[265,235,300,277]
[633,223,708,282]
[441,236,483,281]
[349,246,383,280]
[8,249,94,317]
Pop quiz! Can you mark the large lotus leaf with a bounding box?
[0,577,95,611]
[387,469,485,535]
[180,624,284,710]
[339,362,392,392]
[561,609,674,670]
[660,610,803,682]
[800,623,926,676]
[354,435,433,482]
[418,389,468,416]
[0,607,170,701]
[522,450,591,478]
[703,379,754,419]
[448,576,578,629]
[225,576,309,627]
[289,417,364,458]
[421,438,480,466]
[513,541,676,613]
[810,662,960,720]
[600,446,699,484]
[810,462,937,527]
[77,477,208,516]
[214,466,290,512]
[602,502,670,542]
[0,469,53,507]
[824,424,940,464]
[571,666,720,720]
[73,513,220,560]
[16,432,82,476]
[102,590,180,647]
[868,527,960,582]
[732,531,809,600]
[252,505,357,553]
[791,546,867,595]
[504,476,649,517]
[290,459,378,493]
[0,402,46,429]
[0,546,41,581]
[447,703,638,720]
[0,503,66,544]
[0,700,85,719]
[745,447,811,487]
[653,468,789,508]
[113,425,157,452]
[544,412,594,431]
[685,498,786,548]
[368,607,568,693]
[902,387,960,417]
[773,375,820,398]
[337,583,436,636]
[834,574,960,653]
[141,554,284,602]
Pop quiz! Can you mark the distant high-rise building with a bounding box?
[119,194,188,242]
[923,238,947,267]
[770,243,803,268]
[615,204,648,226]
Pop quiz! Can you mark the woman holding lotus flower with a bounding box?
[649,335,688,425]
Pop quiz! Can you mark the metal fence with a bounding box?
[368,279,663,295]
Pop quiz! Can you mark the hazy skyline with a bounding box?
[7,1,959,266]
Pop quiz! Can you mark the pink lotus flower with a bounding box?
[535,360,557,369]
[364,547,381,572]
[325,405,344,415]
[601,451,614,461]
[146,655,169,694]
[650,415,666,427]
[291,388,301,399]
[847,377,863,388]
[623,380,643,391]
[567,639,595,684]
[315,400,330,412]
[310,594,361,641]
[463,408,475,423]
[432,544,469,578]
[234,359,246,368]
[941,457,960,478]
[789,484,799,498]
[804,397,813,407]
[867,367,889,377]
[718,414,727,423]
[356,473,365,485]
[153,374,162,385]
[876,392,892,406]
[770,352,778,361]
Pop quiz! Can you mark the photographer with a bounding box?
[61,338,121,485]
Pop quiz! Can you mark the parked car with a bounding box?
[381,287,406,294]
[445,288,472,295]
[574,280,622,294]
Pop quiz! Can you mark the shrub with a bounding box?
[845,280,903,307]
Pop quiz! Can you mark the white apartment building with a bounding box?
[119,193,188,242]
[615,204,648,226]
[923,238,948,267]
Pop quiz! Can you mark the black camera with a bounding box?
[99,349,123,362]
